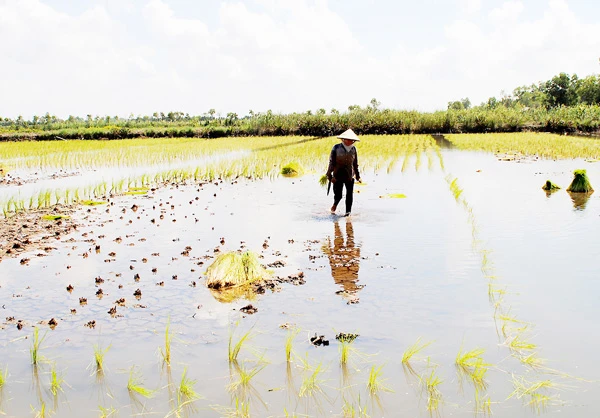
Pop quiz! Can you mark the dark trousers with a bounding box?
[333,179,354,213]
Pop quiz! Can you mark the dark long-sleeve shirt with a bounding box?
[326,143,360,182]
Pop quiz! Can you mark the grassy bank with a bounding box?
[1,105,599,141]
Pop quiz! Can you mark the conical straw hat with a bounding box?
[337,129,360,141]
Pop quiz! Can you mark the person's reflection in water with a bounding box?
[323,219,363,304]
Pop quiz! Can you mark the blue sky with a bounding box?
[1,0,599,119]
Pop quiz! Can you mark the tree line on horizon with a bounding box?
[1,72,599,139]
[448,72,600,111]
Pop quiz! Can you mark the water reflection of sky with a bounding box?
[0,148,599,417]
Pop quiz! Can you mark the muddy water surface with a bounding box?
[1,148,599,417]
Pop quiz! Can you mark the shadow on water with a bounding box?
[431,134,455,149]
[322,219,363,303]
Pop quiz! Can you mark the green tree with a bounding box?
[447,98,470,110]
[541,72,579,108]
[576,74,600,105]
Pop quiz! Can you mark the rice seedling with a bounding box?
[367,364,392,396]
[31,402,47,418]
[401,337,433,364]
[342,395,369,417]
[98,405,117,417]
[542,180,561,191]
[567,169,594,193]
[161,316,173,365]
[285,328,300,362]
[49,364,64,396]
[514,352,545,369]
[318,174,328,187]
[447,132,600,160]
[93,343,110,375]
[227,362,266,394]
[298,362,326,398]
[0,365,6,387]
[507,335,537,353]
[422,368,443,411]
[455,347,485,368]
[30,327,47,365]
[339,340,352,365]
[228,325,255,363]
[127,367,155,398]
[178,368,201,402]
[207,251,270,290]
[508,375,557,412]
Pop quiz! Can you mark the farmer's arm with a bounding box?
[354,150,361,181]
[326,146,336,180]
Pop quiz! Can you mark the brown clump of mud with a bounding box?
[0,206,78,262]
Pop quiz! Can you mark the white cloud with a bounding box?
[0,0,599,118]
[489,1,524,23]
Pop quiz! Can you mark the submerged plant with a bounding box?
[567,169,593,193]
[206,251,270,289]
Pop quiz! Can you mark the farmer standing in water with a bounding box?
[326,129,361,216]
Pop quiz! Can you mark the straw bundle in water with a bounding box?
[566,169,594,193]
[206,251,270,289]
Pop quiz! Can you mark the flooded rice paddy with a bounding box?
[0,134,599,417]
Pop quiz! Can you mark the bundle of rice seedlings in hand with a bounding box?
[206,251,270,289]
[281,162,303,177]
[541,180,561,191]
[566,169,594,193]
[319,174,328,187]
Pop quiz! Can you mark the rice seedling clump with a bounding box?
[541,180,561,191]
[566,169,594,193]
[206,251,271,289]
[281,162,303,177]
